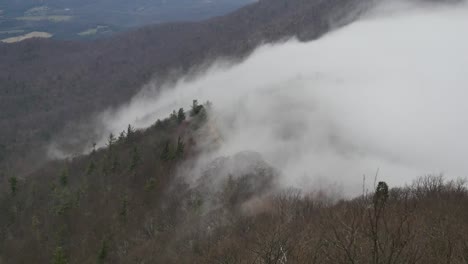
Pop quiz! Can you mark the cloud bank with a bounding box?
[76,2,468,195]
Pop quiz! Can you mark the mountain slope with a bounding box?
[1,103,468,263]
[0,0,371,174]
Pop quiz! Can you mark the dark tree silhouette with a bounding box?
[175,136,185,159]
[9,176,18,196]
[177,108,186,123]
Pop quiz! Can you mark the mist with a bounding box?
[64,1,468,195]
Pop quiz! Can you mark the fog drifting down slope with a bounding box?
[99,4,468,195]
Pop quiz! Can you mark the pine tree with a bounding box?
[129,146,140,171]
[177,108,186,123]
[160,141,171,161]
[198,107,207,122]
[107,133,116,148]
[119,195,128,221]
[111,155,119,173]
[118,130,126,142]
[97,239,108,264]
[52,246,68,264]
[175,136,185,159]
[9,176,18,196]
[107,133,115,152]
[86,161,96,175]
[126,124,135,142]
[170,110,178,122]
[155,119,162,128]
[374,181,389,208]
[190,99,203,116]
[59,169,68,187]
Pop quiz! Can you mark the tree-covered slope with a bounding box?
[0,0,371,175]
[1,102,468,263]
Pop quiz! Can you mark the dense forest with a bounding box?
[1,102,468,263]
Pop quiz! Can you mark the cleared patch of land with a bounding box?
[78,25,108,36]
[16,15,72,22]
[1,31,52,43]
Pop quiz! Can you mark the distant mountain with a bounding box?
[0,0,371,175]
[0,0,254,41]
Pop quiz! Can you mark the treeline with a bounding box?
[191,176,468,264]
[0,101,211,263]
[1,101,468,264]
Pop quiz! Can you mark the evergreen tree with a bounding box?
[119,195,128,221]
[126,124,135,142]
[374,181,389,207]
[52,246,68,264]
[175,136,185,159]
[160,141,171,161]
[198,107,207,122]
[190,99,203,116]
[111,155,119,173]
[170,110,178,122]
[155,119,162,128]
[177,108,186,123]
[107,133,115,147]
[191,106,207,129]
[129,146,140,171]
[86,161,96,175]
[9,176,18,196]
[97,239,108,264]
[106,133,116,155]
[59,169,68,187]
[118,130,126,142]
[101,158,109,176]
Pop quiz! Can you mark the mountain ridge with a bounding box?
[0,0,371,174]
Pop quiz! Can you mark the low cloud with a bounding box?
[56,1,468,195]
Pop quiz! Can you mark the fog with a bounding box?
[80,2,468,195]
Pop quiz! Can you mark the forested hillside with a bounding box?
[1,102,468,263]
[2,1,468,262]
[0,0,371,176]
[0,0,253,40]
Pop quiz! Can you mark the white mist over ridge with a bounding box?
[95,3,468,195]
